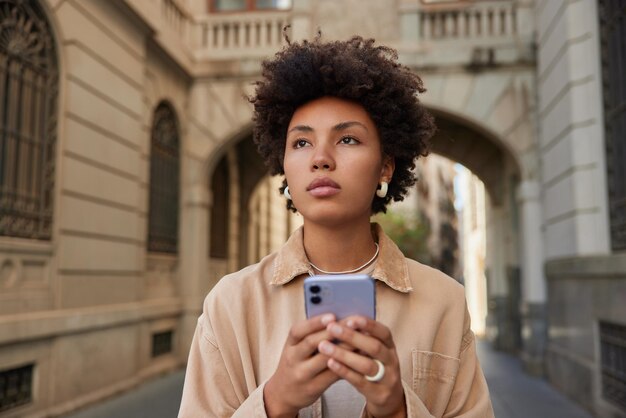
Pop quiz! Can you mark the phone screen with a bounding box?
[304,274,376,320]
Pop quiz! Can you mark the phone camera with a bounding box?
[310,285,321,294]
[310,295,322,304]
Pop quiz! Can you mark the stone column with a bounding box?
[485,204,512,350]
[517,180,547,376]
[179,182,210,360]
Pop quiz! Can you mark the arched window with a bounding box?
[147,102,180,254]
[0,0,58,240]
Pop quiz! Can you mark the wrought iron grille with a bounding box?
[0,0,58,240]
[599,1,626,251]
[152,330,173,357]
[147,102,180,253]
[600,320,626,411]
[0,363,34,413]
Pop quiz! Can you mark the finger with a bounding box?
[327,357,372,389]
[326,322,391,362]
[318,340,380,378]
[301,352,335,377]
[292,328,336,359]
[309,368,342,392]
[344,316,394,348]
[287,314,336,346]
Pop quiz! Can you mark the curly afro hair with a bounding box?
[249,33,436,214]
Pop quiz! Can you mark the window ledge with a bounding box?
[0,237,54,256]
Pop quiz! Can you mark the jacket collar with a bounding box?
[270,223,412,293]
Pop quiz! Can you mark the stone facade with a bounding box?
[0,0,623,416]
[536,1,625,416]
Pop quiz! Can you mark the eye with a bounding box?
[293,139,310,148]
[339,136,360,145]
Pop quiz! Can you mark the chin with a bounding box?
[300,203,369,227]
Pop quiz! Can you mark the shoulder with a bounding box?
[203,251,279,313]
[211,252,277,292]
[406,257,463,292]
[404,257,466,310]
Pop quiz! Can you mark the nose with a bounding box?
[311,143,335,171]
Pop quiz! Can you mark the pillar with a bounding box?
[517,179,547,376]
[179,182,210,360]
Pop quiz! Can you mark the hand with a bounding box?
[318,316,407,418]
[264,313,341,417]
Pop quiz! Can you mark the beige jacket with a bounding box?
[178,224,494,418]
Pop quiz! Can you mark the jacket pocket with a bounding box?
[411,350,460,416]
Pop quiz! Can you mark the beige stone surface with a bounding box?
[65,79,144,148]
[64,117,141,178]
[65,44,144,117]
[72,0,148,58]
[56,2,145,85]
[51,325,138,404]
[58,235,141,272]
[62,156,141,208]
[313,0,399,41]
[440,73,475,114]
[60,274,141,308]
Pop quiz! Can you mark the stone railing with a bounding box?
[125,0,292,67]
[417,1,517,41]
[193,12,291,60]
[130,0,530,69]
[398,0,533,68]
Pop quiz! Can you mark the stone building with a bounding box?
[390,155,461,280]
[0,0,624,416]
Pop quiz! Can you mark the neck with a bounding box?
[302,218,377,274]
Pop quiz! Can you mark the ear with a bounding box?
[380,156,395,182]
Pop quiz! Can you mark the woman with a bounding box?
[178,35,494,418]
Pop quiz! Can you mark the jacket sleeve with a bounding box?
[178,317,270,418]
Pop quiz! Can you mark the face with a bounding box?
[283,96,394,227]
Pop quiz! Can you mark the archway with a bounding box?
[207,131,272,277]
[426,110,522,351]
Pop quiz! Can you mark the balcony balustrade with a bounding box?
[416,1,517,41]
[129,0,530,70]
[397,0,532,68]
[194,11,290,60]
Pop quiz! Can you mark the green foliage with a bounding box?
[373,210,432,265]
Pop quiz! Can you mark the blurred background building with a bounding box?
[0,0,624,416]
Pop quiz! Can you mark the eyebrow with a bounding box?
[287,121,369,134]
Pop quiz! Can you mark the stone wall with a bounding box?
[545,254,626,417]
[0,0,201,416]
[536,0,610,259]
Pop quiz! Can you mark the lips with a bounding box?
[306,177,341,197]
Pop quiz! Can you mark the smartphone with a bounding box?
[304,274,376,320]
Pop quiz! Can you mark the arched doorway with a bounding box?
[207,132,265,275]
[428,110,523,352]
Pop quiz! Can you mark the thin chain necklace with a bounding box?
[308,243,380,275]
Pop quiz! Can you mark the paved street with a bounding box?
[66,340,594,418]
[476,340,593,418]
